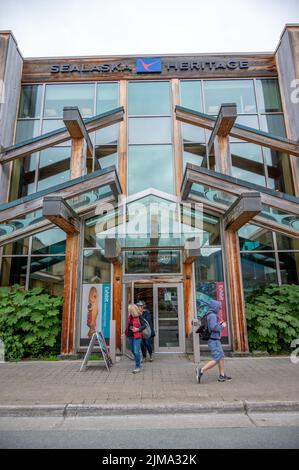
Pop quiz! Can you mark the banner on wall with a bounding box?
[195,281,228,338]
[81,284,111,343]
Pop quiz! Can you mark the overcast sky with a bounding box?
[0,0,298,57]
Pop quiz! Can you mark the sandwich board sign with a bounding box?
[80,331,113,372]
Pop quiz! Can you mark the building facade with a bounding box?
[0,25,298,356]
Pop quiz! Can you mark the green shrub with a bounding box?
[245,284,299,353]
[0,285,63,361]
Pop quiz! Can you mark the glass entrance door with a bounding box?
[153,284,184,352]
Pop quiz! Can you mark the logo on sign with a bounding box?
[136,58,162,73]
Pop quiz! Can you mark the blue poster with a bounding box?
[101,284,111,339]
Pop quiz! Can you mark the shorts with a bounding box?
[208,339,224,362]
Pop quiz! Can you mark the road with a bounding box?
[0,412,298,449]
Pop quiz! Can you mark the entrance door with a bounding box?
[153,284,184,353]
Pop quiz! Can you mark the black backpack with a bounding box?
[196,313,211,341]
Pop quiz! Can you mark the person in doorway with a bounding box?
[136,301,154,362]
[125,304,146,374]
[196,299,232,383]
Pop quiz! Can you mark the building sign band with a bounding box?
[50,58,249,74]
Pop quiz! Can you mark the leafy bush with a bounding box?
[245,284,299,353]
[0,285,63,361]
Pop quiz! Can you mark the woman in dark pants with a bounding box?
[137,301,154,362]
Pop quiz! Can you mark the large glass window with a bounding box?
[29,256,65,296]
[203,80,257,114]
[96,82,118,114]
[0,257,27,287]
[240,252,278,297]
[238,224,274,251]
[128,145,174,195]
[18,85,43,119]
[44,84,94,118]
[82,250,111,284]
[129,117,172,144]
[256,79,283,113]
[128,81,170,115]
[279,252,299,285]
[180,80,203,112]
[124,250,181,274]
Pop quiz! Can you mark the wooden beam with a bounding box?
[175,106,299,157]
[171,79,184,196]
[63,107,93,158]
[207,103,237,156]
[224,192,262,231]
[43,196,80,234]
[0,107,124,164]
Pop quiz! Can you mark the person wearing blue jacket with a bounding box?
[196,299,232,383]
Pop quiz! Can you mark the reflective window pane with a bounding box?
[264,149,295,195]
[231,143,266,186]
[15,120,40,143]
[129,117,172,144]
[37,146,70,191]
[182,123,205,143]
[83,250,111,284]
[238,224,274,251]
[231,166,266,186]
[183,144,205,171]
[29,256,65,296]
[180,80,203,112]
[18,85,42,118]
[204,80,257,114]
[241,252,278,297]
[276,233,299,251]
[44,84,94,118]
[42,119,65,134]
[95,124,119,145]
[128,81,170,115]
[96,82,118,114]
[31,229,66,255]
[230,115,259,142]
[9,154,38,201]
[256,79,282,113]
[0,257,27,287]
[95,146,118,169]
[125,250,181,274]
[279,252,299,285]
[260,114,286,138]
[128,145,174,195]
[2,237,30,256]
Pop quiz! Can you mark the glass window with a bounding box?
[44,84,94,118]
[279,252,299,285]
[96,83,118,114]
[231,143,266,187]
[42,119,65,134]
[18,85,43,118]
[204,80,257,114]
[0,257,27,287]
[256,79,282,113]
[231,166,266,187]
[31,229,66,255]
[15,120,40,143]
[29,256,65,296]
[9,154,38,201]
[2,238,30,256]
[276,233,299,251]
[238,224,274,251]
[128,145,174,195]
[129,117,172,144]
[260,114,286,138]
[95,147,118,169]
[83,250,111,284]
[128,81,170,115]
[240,252,278,297]
[194,247,228,342]
[39,146,70,168]
[125,250,181,274]
[231,142,263,163]
[229,115,259,142]
[180,80,203,112]
[182,123,205,143]
[183,144,205,171]
[37,147,70,191]
[95,124,119,145]
[264,148,295,195]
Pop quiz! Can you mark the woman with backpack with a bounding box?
[125,304,147,374]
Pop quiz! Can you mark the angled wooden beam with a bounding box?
[0,107,124,164]
[175,106,299,157]
[207,103,237,157]
[104,238,122,265]
[43,196,80,234]
[224,192,262,231]
[63,107,93,158]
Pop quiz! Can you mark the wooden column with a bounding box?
[183,262,193,338]
[118,80,127,195]
[171,79,184,196]
[60,108,89,355]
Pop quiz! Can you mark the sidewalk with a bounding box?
[0,355,299,416]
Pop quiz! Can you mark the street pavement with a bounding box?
[0,354,298,413]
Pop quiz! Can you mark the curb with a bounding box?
[1,401,299,417]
